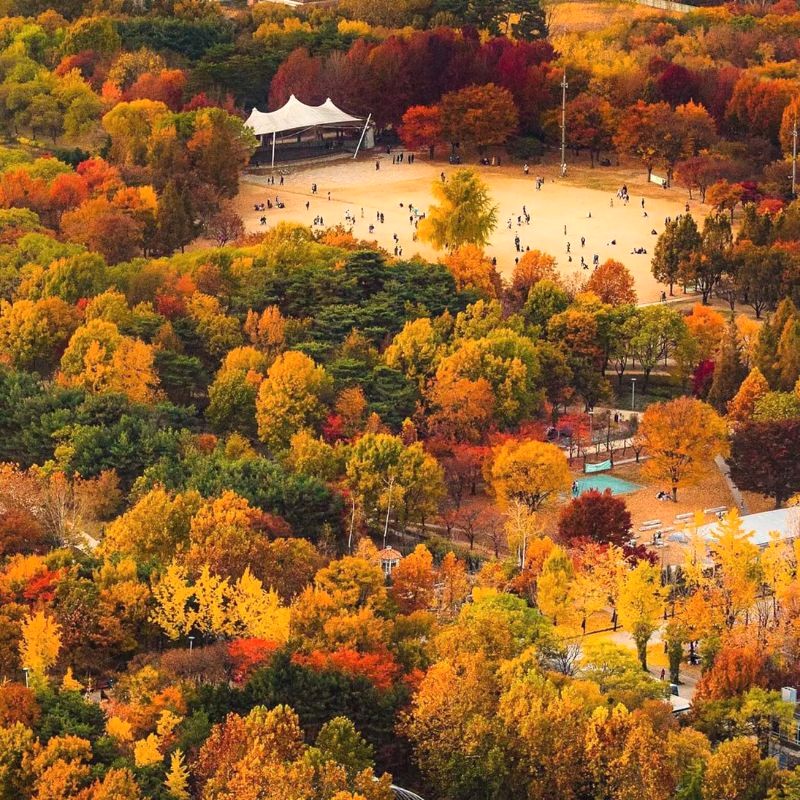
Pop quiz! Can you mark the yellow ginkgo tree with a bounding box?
[616,561,667,671]
[229,568,291,643]
[19,609,61,684]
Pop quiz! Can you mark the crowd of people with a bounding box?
[248,156,697,293]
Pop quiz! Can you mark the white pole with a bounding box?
[353,113,372,159]
[382,475,394,548]
[560,71,568,177]
[271,131,276,170]
[348,495,356,553]
[793,114,797,198]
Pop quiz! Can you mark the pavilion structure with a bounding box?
[245,94,373,167]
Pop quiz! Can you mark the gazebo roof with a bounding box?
[244,95,362,137]
[378,547,403,562]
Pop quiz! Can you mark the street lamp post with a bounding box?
[22,667,29,688]
[188,636,195,653]
[631,378,636,411]
[588,409,594,444]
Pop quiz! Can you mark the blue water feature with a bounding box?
[574,474,642,496]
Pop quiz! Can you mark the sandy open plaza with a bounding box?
[236,154,709,303]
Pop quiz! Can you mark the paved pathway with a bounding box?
[714,455,749,515]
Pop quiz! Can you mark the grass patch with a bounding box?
[609,371,685,411]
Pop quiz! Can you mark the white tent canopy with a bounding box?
[245,94,363,137]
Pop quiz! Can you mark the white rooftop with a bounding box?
[245,95,362,137]
[699,507,800,547]
[669,693,692,714]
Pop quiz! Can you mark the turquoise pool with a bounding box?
[574,475,642,497]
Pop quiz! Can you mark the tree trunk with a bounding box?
[668,639,682,684]
[635,634,649,671]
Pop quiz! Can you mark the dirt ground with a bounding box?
[547,0,664,35]
[236,153,708,304]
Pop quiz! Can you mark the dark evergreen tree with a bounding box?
[651,213,701,295]
[155,180,193,255]
[707,319,746,413]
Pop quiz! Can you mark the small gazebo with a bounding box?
[377,546,403,577]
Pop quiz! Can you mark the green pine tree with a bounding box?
[708,318,747,413]
[754,317,780,388]
[156,180,192,255]
[651,213,701,296]
[778,318,800,391]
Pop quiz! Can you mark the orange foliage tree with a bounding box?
[443,245,502,298]
[398,105,442,158]
[635,397,728,501]
[390,544,436,613]
[508,250,560,308]
[585,260,637,306]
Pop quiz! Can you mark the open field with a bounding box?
[236,154,708,304]
[547,0,664,35]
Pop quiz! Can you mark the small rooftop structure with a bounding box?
[391,787,426,800]
[378,546,403,576]
[669,693,692,715]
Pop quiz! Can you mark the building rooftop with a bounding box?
[699,507,800,548]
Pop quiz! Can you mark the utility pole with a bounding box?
[793,114,798,198]
[560,71,568,177]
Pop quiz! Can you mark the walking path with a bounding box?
[714,454,749,515]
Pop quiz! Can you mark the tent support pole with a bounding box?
[353,113,371,159]
[271,132,276,169]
